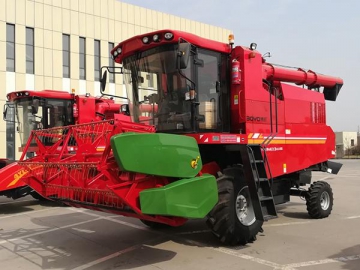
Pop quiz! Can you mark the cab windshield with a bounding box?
[14,97,74,146]
[123,44,195,132]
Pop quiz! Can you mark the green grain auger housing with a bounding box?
[110,133,218,218]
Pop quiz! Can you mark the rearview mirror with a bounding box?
[177,43,190,69]
[100,71,108,93]
[3,105,8,121]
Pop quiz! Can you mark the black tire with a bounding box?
[140,219,171,229]
[206,166,263,245]
[30,191,48,201]
[306,181,333,219]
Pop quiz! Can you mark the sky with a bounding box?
[122,0,360,132]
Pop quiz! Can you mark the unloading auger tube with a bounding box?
[262,63,343,101]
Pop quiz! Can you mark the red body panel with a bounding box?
[110,29,341,179]
[112,30,341,178]
[0,162,28,192]
[226,44,340,178]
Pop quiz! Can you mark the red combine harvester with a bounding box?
[0,90,125,200]
[19,30,343,245]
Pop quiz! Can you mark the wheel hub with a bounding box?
[235,186,256,226]
[320,191,330,210]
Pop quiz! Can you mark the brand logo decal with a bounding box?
[191,156,200,169]
[246,116,266,122]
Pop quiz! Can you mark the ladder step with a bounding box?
[240,144,278,222]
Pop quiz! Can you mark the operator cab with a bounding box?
[4,92,74,155]
[121,43,230,133]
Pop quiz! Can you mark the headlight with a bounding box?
[164,32,173,40]
[153,34,160,42]
[117,47,122,54]
[113,51,118,57]
[142,36,149,44]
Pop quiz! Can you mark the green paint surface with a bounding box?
[139,174,218,218]
[110,133,202,178]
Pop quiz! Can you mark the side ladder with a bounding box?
[239,144,277,221]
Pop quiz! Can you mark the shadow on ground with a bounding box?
[0,211,178,270]
[0,197,64,215]
[0,209,261,270]
[329,245,360,270]
[0,199,319,269]
[275,202,312,220]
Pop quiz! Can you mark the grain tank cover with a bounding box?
[110,133,202,178]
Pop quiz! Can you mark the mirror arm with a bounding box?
[98,66,127,101]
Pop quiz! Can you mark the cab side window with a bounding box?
[197,50,220,129]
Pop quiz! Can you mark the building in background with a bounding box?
[335,131,358,158]
[0,0,231,159]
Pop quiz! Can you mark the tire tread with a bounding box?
[306,181,333,219]
[207,167,263,245]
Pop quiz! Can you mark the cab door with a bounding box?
[197,49,222,131]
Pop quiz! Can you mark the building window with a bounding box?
[79,37,86,80]
[94,40,101,81]
[26,27,34,74]
[351,139,355,147]
[108,42,115,83]
[6,24,15,72]
[63,34,70,78]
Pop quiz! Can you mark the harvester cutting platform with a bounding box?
[17,30,343,245]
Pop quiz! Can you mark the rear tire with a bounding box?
[206,166,263,245]
[306,181,333,219]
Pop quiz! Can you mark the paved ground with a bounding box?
[0,159,359,270]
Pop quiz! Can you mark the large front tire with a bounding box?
[306,181,333,219]
[206,167,263,245]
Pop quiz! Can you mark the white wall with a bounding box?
[0,0,232,159]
